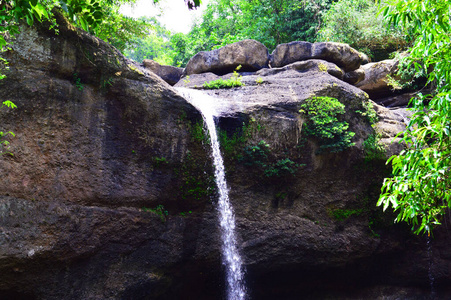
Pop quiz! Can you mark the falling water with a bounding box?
[177,88,246,300]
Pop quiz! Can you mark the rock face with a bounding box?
[356,59,399,99]
[184,39,269,75]
[143,59,184,85]
[343,67,365,85]
[0,15,219,300]
[1,16,450,300]
[270,41,366,72]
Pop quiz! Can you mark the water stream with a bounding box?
[177,88,246,300]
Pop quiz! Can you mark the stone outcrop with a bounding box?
[356,59,399,99]
[270,41,366,72]
[378,91,418,107]
[1,15,449,300]
[343,67,365,85]
[143,59,184,85]
[184,39,269,75]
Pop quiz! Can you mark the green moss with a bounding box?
[179,150,215,202]
[356,100,378,124]
[363,132,386,163]
[239,140,303,179]
[299,96,355,154]
[203,65,244,89]
[141,205,168,222]
[318,62,328,72]
[128,64,144,75]
[328,207,363,221]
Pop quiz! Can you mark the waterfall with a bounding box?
[177,88,246,300]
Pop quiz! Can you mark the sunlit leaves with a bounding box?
[378,0,451,235]
[318,0,408,60]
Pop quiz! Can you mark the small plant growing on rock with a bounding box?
[328,207,363,221]
[240,140,301,179]
[142,205,168,222]
[73,73,83,91]
[356,100,378,124]
[363,132,386,163]
[1,100,16,156]
[300,96,355,153]
[203,65,244,89]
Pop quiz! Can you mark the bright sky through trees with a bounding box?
[120,0,208,33]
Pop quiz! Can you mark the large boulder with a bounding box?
[270,41,366,72]
[184,39,269,75]
[343,67,365,85]
[378,92,417,107]
[269,41,312,68]
[356,59,399,99]
[143,59,184,85]
[177,59,345,89]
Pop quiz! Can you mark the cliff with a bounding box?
[0,15,449,299]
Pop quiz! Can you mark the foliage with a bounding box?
[179,210,192,217]
[142,204,168,221]
[264,158,297,178]
[317,0,408,60]
[241,140,271,167]
[169,0,336,67]
[203,66,244,89]
[299,96,355,153]
[356,99,378,124]
[95,11,152,53]
[122,17,175,64]
[190,121,208,143]
[386,52,427,91]
[363,133,386,163]
[0,100,16,155]
[328,207,363,221]
[152,156,168,167]
[240,140,301,179]
[73,73,83,90]
[219,118,261,159]
[179,150,215,201]
[377,0,451,235]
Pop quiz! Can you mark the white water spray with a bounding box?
[177,88,246,300]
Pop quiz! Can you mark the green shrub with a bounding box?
[203,65,244,89]
[264,158,297,178]
[240,140,300,179]
[300,96,355,153]
[219,119,258,159]
[356,100,378,125]
[240,140,270,168]
[328,207,363,221]
[363,133,386,162]
[142,205,168,221]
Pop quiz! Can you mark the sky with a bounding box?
[120,0,208,34]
